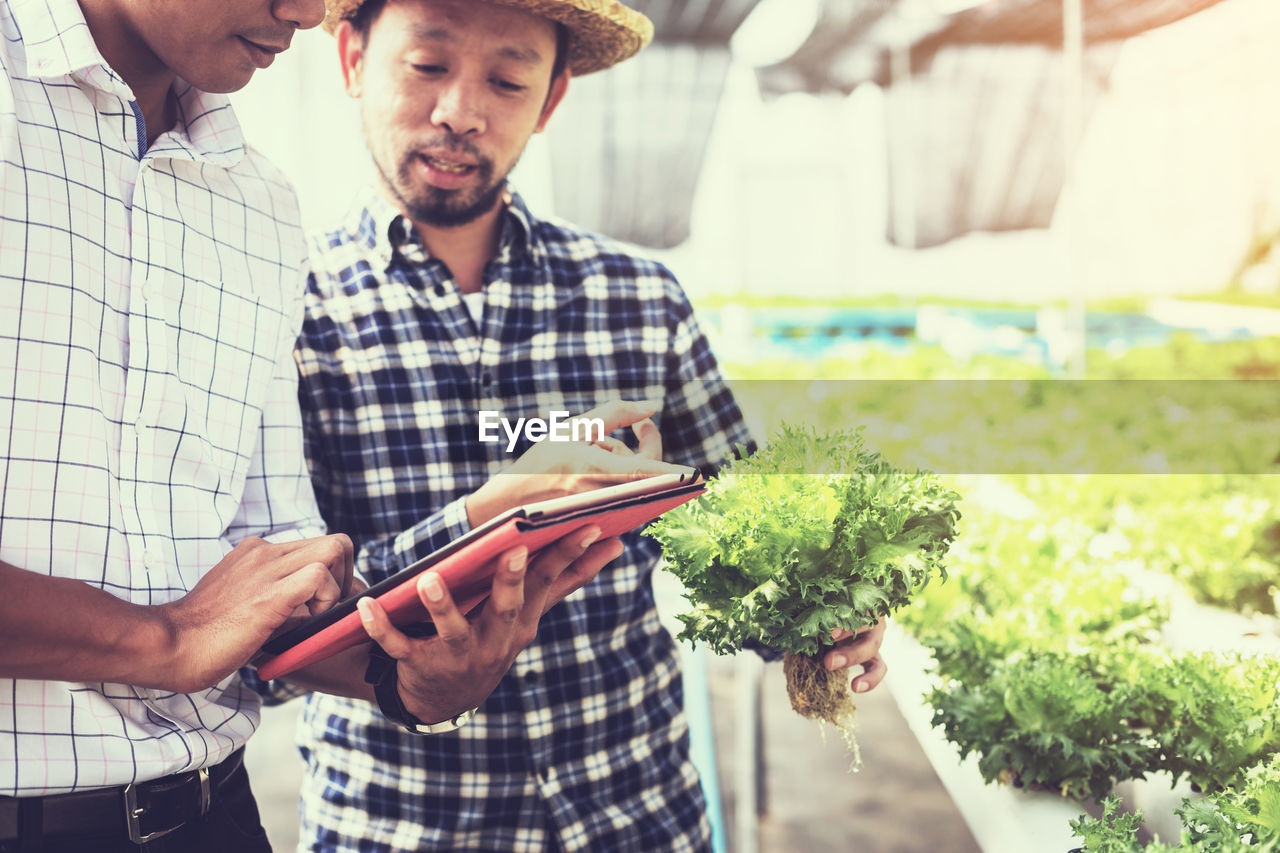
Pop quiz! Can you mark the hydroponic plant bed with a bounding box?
[892,474,1280,851]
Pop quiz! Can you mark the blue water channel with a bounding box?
[700,305,1262,366]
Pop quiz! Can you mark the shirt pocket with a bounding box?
[168,277,290,499]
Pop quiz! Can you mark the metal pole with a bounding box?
[1062,0,1086,376]
[734,654,764,853]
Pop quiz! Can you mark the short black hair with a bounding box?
[549,21,570,82]
[350,1,571,83]
[348,0,387,40]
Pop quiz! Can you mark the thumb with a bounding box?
[631,418,662,460]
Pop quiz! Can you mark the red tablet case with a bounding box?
[254,471,704,681]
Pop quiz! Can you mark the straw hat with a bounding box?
[323,0,654,76]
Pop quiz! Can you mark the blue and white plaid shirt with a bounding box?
[293,187,751,852]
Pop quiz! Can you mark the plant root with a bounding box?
[783,651,861,768]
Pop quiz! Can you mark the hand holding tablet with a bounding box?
[255,468,705,680]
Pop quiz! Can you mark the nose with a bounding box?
[431,78,484,136]
[272,0,326,30]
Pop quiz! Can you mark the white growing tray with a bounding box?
[885,591,1280,851]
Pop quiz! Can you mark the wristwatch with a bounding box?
[365,641,477,734]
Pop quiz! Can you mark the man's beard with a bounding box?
[379,142,508,229]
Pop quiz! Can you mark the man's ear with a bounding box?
[336,20,364,98]
[534,71,570,133]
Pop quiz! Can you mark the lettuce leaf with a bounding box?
[649,424,961,656]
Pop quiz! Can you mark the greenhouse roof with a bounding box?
[757,0,1231,97]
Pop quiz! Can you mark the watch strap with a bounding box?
[364,640,476,734]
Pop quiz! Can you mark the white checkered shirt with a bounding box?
[0,0,325,795]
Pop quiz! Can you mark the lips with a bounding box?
[237,36,286,69]
[414,152,482,191]
[420,154,476,175]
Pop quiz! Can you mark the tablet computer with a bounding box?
[254,468,705,680]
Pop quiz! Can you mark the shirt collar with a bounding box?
[12,0,245,167]
[501,192,535,262]
[348,185,538,274]
[152,83,246,167]
[12,0,110,81]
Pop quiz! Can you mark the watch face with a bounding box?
[411,708,476,735]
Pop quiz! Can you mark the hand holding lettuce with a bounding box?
[648,424,961,756]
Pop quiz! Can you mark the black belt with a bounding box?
[0,748,244,845]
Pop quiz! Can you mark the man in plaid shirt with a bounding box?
[294,0,889,850]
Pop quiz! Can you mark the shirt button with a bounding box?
[143,280,161,303]
[143,549,162,572]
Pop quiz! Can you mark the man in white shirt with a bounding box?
[0,0,659,848]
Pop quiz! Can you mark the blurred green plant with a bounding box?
[1070,753,1280,851]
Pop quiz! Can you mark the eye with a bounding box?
[412,64,447,75]
[491,78,527,94]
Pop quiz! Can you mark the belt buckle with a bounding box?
[122,767,210,844]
